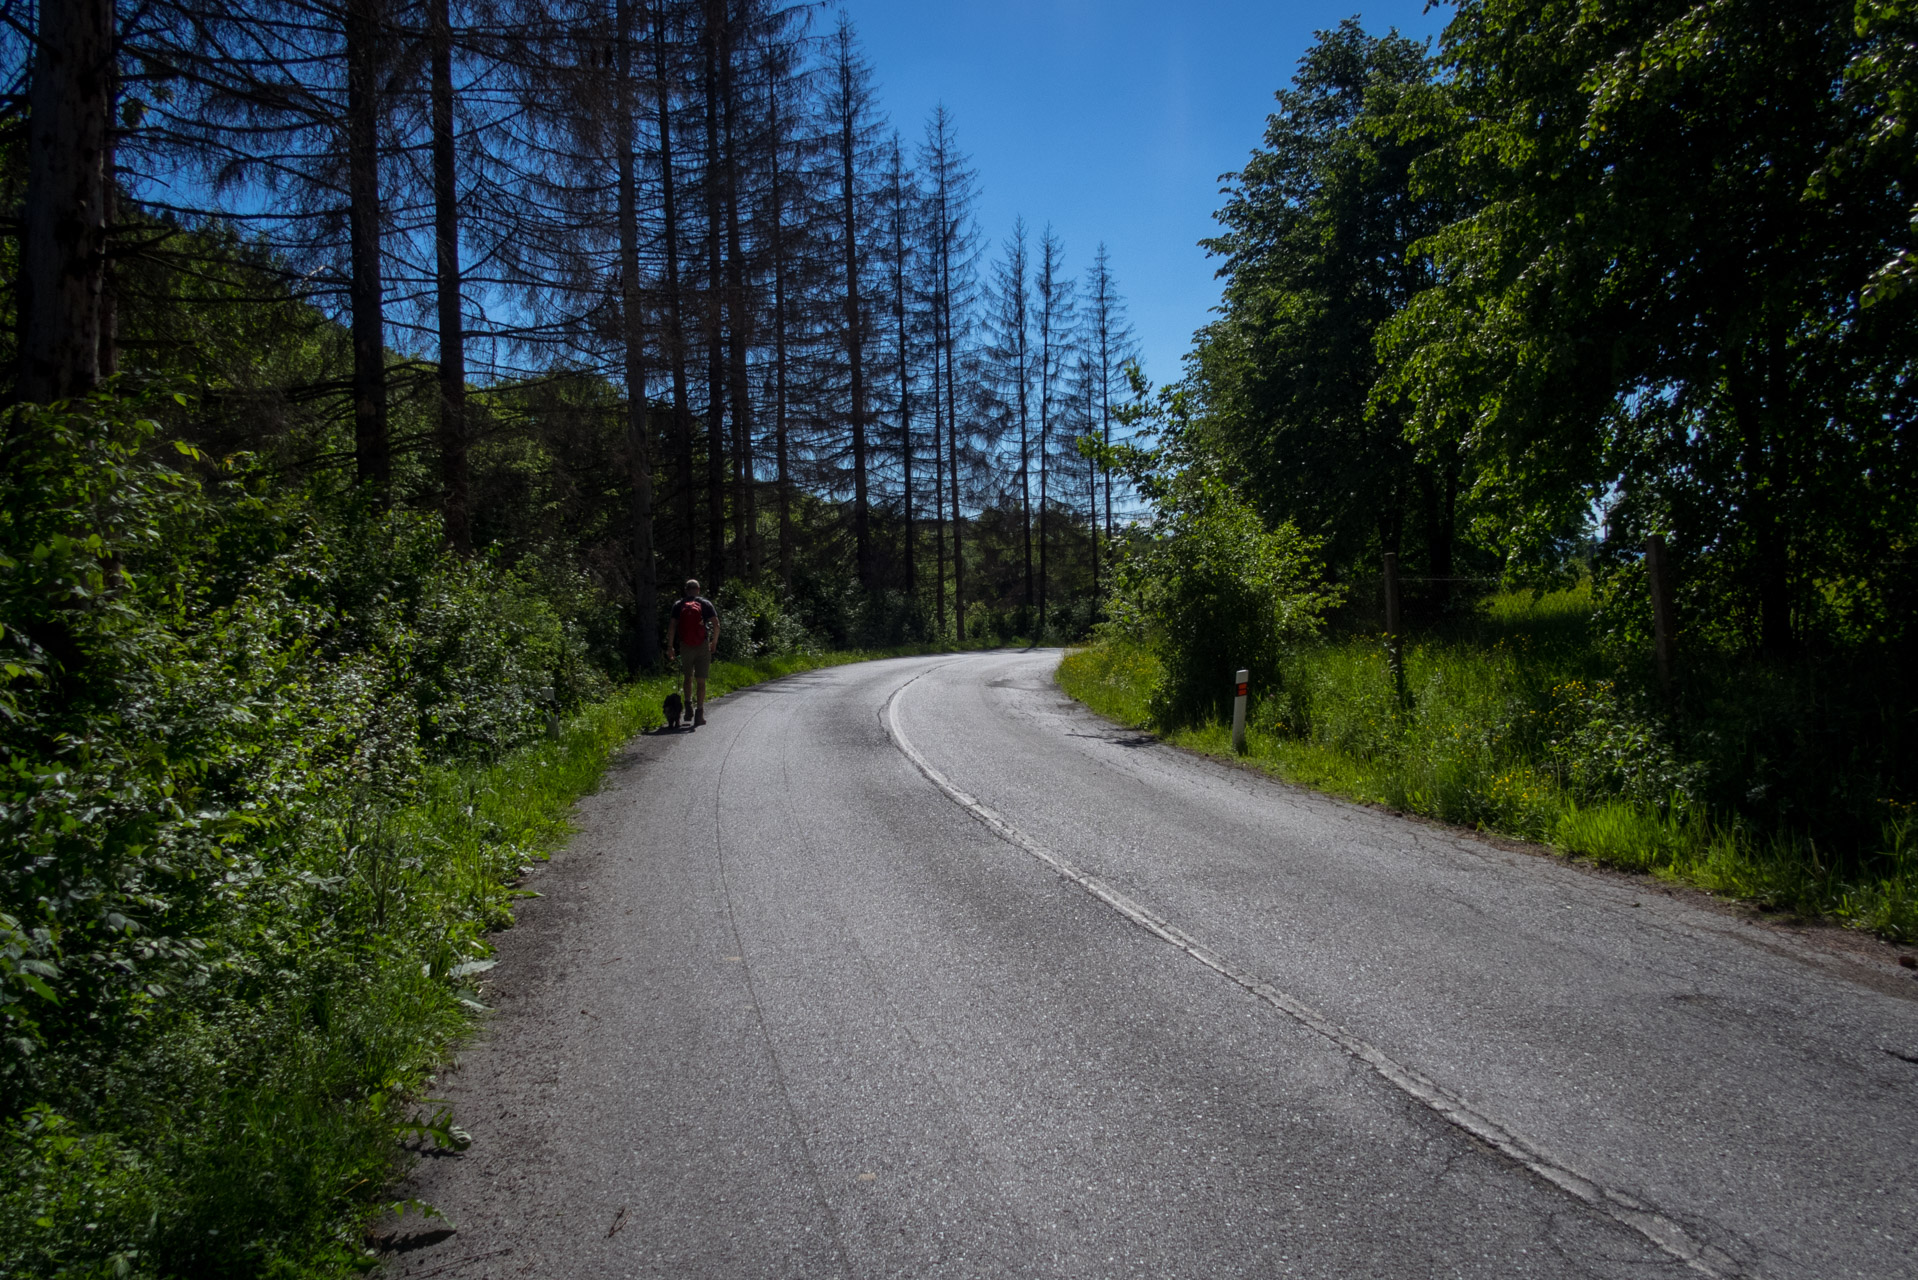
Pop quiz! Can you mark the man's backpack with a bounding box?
[676,600,708,648]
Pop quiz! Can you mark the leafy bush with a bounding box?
[2,1108,164,1280]
[0,383,895,1271]
[1547,679,1701,816]
[1108,475,1339,728]
[0,390,633,1276]
[0,392,617,1081]
[714,580,815,660]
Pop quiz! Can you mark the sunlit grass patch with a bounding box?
[1549,800,1684,873]
[1056,615,1916,943]
[1058,639,1160,727]
[1257,738,1387,802]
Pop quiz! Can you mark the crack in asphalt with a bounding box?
[882,663,1742,1279]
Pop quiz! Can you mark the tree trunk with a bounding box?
[1017,294,1032,611]
[97,176,117,382]
[1727,344,1793,656]
[1098,322,1112,601]
[651,4,695,579]
[720,17,753,579]
[840,70,871,589]
[1037,323,1051,634]
[21,0,112,403]
[719,83,750,577]
[617,0,659,670]
[429,0,470,552]
[345,0,389,489]
[931,286,947,635]
[1377,506,1403,562]
[96,35,119,384]
[1088,412,1098,598]
[701,4,726,587]
[1416,437,1458,612]
[769,82,793,591]
[894,169,914,597]
[942,239,962,640]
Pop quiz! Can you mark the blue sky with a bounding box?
[844,0,1454,389]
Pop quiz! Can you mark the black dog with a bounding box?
[663,691,684,730]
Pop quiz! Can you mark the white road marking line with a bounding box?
[884,667,1740,1279]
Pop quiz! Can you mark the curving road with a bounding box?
[394,650,1918,1280]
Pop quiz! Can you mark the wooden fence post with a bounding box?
[1645,535,1676,699]
[1383,551,1406,707]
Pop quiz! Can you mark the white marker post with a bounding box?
[1231,668,1249,755]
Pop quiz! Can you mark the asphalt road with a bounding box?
[394,650,1918,1280]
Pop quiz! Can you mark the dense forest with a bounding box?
[1191,1,1916,642]
[1076,0,1916,941]
[0,0,1138,1272]
[6,0,1139,653]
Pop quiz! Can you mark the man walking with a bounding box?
[667,579,719,728]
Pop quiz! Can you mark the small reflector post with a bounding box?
[1232,668,1249,755]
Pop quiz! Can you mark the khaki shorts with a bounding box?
[677,645,711,679]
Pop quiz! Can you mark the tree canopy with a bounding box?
[1189,1,1918,658]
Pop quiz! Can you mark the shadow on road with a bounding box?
[1068,730,1157,749]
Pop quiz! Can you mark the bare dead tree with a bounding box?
[720,3,754,579]
[428,0,471,547]
[1082,242,1133,601]
[650,0,698,579]
[614,0,660,665]
[919,104,975,638]
[823,16,878,587]
[762,28,800,588]
[880,132,920,595]
[1034,223,1071,631]
[988,217,1033,610]
[19,0,113,403]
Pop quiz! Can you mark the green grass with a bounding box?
[0,645,927,1280]
[1049,630,1159,727]
[1059,598,1918,943]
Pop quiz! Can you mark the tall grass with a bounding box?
[0,647,910,1280]
[1059,588,1917,942]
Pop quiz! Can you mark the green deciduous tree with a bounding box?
[1384,0,1918,652]
[1191,21,1458,585]
[1097,374,1339,728]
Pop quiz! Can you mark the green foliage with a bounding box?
[1,1108,161,1280]
[714,580,818,661]
[1379,0,1918,641]
[0,392,621,1089]
[1061,588,1918,941]
[1191,3,1918,648]
[1190,20,1467,580]
[1130,2,1918,941]
[0,379,970,1273]
[1054,631,1159,727]
[1107,473,1339,728]
[0,388,687,1276]
[1547,679,1702,815]
[1846,0,1918,305]
[0,550,897,1278]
